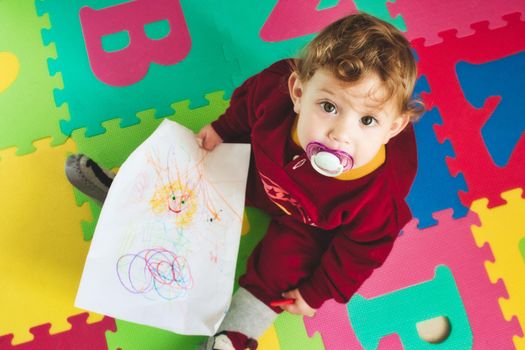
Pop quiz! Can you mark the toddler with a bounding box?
[66,13,423,350]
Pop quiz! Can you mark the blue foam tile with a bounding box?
[407,77,469,228]
[456,50,525,167]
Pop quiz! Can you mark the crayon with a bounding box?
[270,298,295,307]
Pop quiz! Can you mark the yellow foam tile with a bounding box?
[0,138,103,344]
[471,188,525,349]
[259,324,280,349]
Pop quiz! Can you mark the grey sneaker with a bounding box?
[65,154,115,203]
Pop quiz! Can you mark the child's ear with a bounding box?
[288,72,303,114]
[385,114,410,143]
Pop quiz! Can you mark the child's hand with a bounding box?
[196,124,223,151]
[280,289,317,317]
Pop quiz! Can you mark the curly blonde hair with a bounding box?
[294,13,424,121]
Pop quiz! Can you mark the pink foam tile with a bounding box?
[388,0,525,45]
[413,14,525,208]
[305,209,520,349]
[260,0,357,42]
[0,314,116,350]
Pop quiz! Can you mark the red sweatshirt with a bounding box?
[211,59,417,308]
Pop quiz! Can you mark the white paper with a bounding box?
[76,119,251,335]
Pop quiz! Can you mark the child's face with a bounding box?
[289,68,409,170]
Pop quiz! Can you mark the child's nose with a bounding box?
[329,123,353,145]
[329,131,350,146]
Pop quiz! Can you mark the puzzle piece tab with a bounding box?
[388,0,525,45]
[274,312,324,350]
[407,76,468,228]
[71,91,229,171]
[0,314,115,350]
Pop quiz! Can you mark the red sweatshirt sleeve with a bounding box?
[211,59,293,142]
[298,198,407,309]
[211,74,258,142]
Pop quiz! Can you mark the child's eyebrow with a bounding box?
[319,88,336,96]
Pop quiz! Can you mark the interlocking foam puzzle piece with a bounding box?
[34,0,245,137]
[71,91,229,171]
[471,188,525,349]
[456,50,525,168]
[216,0,406,87]
[274,313,324,350]
[388,0,525,45]
[105,207,269,349]
[0,138,103,345]
[407,77,468,228]
[0,314,115,350]
[414,13,525,208]
[349,266,472,349]
[305,209,520,349]
[73,189,102,241]
[0,0,68,154]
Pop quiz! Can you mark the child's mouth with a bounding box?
[306,142,354,177]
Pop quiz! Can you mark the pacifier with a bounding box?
[305,142,354,177]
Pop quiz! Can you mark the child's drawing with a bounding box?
[116,144,231,300]
[76,120,251,335]
[116,247,193,301]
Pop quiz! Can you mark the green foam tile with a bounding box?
[275,313,326,350]
[106,319,205,350]
[71,91,229,170]
[0,0,68,154]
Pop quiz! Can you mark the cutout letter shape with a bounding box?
[80,0,191,86]
[76,120,251,335]
[348,265,473,349]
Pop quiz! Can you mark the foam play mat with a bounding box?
[1,1,524,349]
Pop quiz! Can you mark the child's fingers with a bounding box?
[196,127,207,139]
[203,136,216,151]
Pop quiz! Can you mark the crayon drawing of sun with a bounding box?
[150,181,197,228]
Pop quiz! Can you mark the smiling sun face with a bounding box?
[150,182,197,227]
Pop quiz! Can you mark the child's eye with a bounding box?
[361,115,377,126]
[321,102,337,114]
